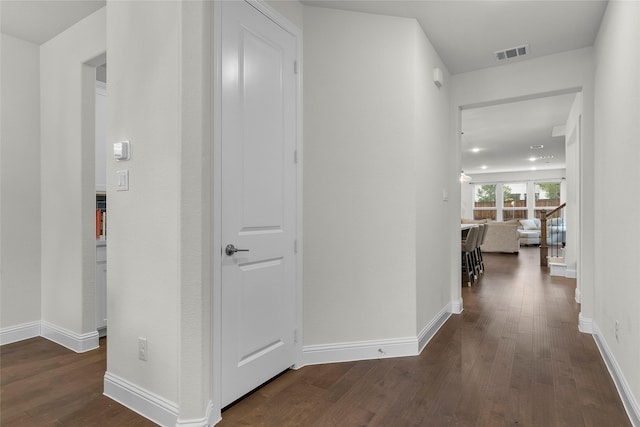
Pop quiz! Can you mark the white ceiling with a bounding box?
[301,0,608,74]
[461,93,577,175]
[0,0,105,46]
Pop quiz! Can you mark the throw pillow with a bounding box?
[520,219,538,230]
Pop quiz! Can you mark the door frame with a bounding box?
[211,0,303,416]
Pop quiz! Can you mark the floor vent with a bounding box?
[494,44,529,62]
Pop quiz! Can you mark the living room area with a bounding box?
[460,92,579,278]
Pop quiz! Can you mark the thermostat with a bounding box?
[113,141,130,161]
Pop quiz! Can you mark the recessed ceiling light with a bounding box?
[529,157,537,162]
[531,167,537,171]
[471,147,480,153]
[530,144,544,149]
[481,165,488,170]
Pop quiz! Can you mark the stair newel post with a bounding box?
[540,211,548,267]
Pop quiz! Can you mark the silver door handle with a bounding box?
[225,244,250,256]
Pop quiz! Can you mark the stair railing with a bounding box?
[540,202,566,267]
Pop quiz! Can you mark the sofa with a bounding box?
[462,219,520,253]
[518,218,566,246]
[518,218,541,245]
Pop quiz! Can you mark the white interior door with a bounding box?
[221,0,298,407]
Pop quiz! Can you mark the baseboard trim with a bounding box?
[302,302,454,366]
[575,287,582,304]
[41,321,99,353]
[418,306,451,353]
[104,371,179,427]
[565,269,577,279]
[592,322,640,427]
[549,262,567,277]
[578,313,593,334]
[176,401,216,427]
[302,336,418,366]
[0,321,41,345]
[450,297,463,314]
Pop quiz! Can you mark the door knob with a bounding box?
[225,244,249,256]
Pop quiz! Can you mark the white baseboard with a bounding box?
[302,336,419,366]
[0,321,41,345]
[418,306,451,353]
[450,297,463,314]
[41,321,99,353]
[575,287,582,304]
[104,371,179,427]
[176,401,216,427]
[549,262,567,277]
[592,322,640,427]
[565,269,577,279]
[578,313,593,334]
[302,301,453,366]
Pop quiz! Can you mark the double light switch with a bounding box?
[114,141,130,191]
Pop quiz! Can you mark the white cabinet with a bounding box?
[96,242,107,336]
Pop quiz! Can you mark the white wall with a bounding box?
[303,6,454,346]
[468,169,566,185]
[266,0,304,28]
[413,22,455,333]
[303,6,417,344]
[106,1,213,423]
[461,181,474,219]
[451,47,596,323]
[593,0,640,419]
[40,7,106,339]
[106,0,181,407]
[0,34,41,332]
[565,93,582,279]
[177,0,212,421]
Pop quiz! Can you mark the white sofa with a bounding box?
[518,218,566,246]
[518,218,541,245]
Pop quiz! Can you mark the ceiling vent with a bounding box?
[494,44,529,62]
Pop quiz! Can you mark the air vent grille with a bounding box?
[494,44,529,62]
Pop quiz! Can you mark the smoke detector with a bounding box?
[494,44,529,62]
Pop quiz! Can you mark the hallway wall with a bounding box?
[105,0,182,410]
[303,6,417,345]
[302,5,454,352]
[593,1,640,421]
[40,7,106,341]
[0,34,41,336]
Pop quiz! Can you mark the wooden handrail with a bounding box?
[540,202,567,266]
[544,202,567,219]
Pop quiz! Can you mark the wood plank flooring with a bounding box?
[1,247,631,426]
[0,337,155,426]
[219,248,631,426]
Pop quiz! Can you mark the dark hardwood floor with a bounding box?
[220,248,631,426]
[0,337,154,426]
[1,247,631,426]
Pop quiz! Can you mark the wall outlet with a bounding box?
[615,320,620,342]
[138,337,148,361]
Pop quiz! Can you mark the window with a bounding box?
[535,182,561,219]
[473,184,497,220]
[502,182,527,220]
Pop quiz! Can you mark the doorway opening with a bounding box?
[459,90,582,288]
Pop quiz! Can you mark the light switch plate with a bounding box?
[116,170,129,191]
